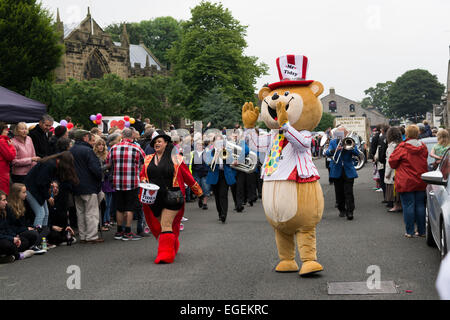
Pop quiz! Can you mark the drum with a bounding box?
[139,183,160,205]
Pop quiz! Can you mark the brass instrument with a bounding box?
[333,132,356,163]
[210,140,257,173]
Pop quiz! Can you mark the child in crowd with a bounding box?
[47,181,76,246]
[7,183,46,254]
[430,129,450,170]
[0,190,35,263]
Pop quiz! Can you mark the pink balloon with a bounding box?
[96,114,102,120]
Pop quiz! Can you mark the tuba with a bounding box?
[210,141,257,173]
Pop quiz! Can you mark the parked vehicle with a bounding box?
[421,149,450,259]
[420,136,438,171]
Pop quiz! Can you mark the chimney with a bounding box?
[329,87,335,95]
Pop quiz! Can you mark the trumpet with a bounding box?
[333,132,356,163]
[210,141,257,173]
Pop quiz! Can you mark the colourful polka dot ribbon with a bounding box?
[264,133,285,176]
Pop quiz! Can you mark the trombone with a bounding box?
[333,131,356,163]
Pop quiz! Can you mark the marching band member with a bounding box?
[206,135,237,223]
[325,126,360,220]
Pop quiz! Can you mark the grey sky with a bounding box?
[41,0,450,102]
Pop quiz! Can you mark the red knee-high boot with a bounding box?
[154,232,176,264]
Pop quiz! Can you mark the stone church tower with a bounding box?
[54,8,165,83]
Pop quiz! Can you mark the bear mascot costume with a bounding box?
[242,55,325,276]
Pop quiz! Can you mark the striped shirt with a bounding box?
[107,139,146,191]
[245,123,319,181]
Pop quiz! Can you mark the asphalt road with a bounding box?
[0,159,443,300]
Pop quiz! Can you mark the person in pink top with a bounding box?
[0,122,17,195]
[11,123,40,184]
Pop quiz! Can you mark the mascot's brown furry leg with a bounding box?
[295,181,324,276]
[296,227,323,276]
[274,229,299,272]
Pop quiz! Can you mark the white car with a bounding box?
[421,149,450,259]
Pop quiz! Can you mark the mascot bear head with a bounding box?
[258,55,324,131]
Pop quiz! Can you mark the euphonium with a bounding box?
[333,132,356,163]
[210,141,257,173]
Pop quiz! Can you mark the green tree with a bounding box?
[138,17,181,69]
[313,112,335,132]
[167,1,268,121]
[197,87,242,128]
[0,0,64,93]
[388,69,445,119]
[361,81,394,116]
[27,74,183,129]
[105,17,181,69]
[104,22,141,44]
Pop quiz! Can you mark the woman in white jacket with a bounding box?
[384,127,403,213]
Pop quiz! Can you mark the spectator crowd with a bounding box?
[0,114,263,263]
[369,121,449,238]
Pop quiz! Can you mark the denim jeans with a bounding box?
[26,191,49,227]
[104,192,113,224]
[193,173,211,197]
[400,191,426,236]
[185,186,191,201]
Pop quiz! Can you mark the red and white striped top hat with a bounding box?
[268,54,314,90]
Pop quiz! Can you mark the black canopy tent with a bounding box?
[0,86,47,123]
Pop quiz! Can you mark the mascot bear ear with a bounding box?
[258,87,272,101]
[309,81,324,97]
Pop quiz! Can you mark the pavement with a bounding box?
[0,159,443,300]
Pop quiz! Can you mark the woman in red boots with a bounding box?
[140,130,204,264]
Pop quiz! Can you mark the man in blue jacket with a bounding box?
[206,136,237,223]
[325,127,359,221]
[70,130,104,243]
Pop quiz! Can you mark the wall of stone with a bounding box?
[320,89,389,127]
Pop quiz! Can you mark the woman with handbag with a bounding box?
[140,130,204,264]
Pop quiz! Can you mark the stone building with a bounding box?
[53,8,165,83]
[444,55,450,128]
[320,88,389,127]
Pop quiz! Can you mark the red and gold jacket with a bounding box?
[139,154,203,239]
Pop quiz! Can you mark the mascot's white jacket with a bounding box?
[245,122,319,182]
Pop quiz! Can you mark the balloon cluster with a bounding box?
[123,116,135,128]
[59,119,74,130]
[110,116,135,130]
[90,114,103,125]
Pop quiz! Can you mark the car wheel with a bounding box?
[440,219,448,260]
[426,208,437,247]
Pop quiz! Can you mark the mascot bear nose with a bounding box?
[272,93,280,101]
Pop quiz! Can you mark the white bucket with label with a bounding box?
[139,183,160,205]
